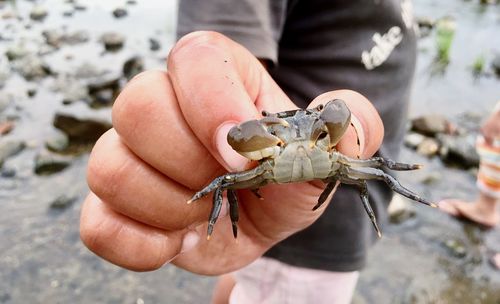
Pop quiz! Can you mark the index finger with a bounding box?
[168,31,295,171]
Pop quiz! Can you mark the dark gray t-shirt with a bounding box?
[178,0,417,271]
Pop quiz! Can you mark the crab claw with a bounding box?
[320,99,351,148]
[227,118,287,160]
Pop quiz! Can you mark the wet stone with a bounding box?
[49,194,77,210]
[404,132,426,149]
[0,140,26,167]
[53,110,112,143]
[416,137,440,157]
[45,131,69,153]
[149,38,161,51]
[112,8,128,18]
[91,89,114,107]
[443,239,467,258]
[13,55,52,80]
[1,166,16,178]
[411,114,452,137]
[100,32,125,51]
[34,150,71,175]
[122,56,144,80]
[29,6,48,21]
[5,44,30,61]
[438,133,479,168]
[42,29,89,48]
[492,53,500,77]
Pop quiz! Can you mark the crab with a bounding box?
[188,99,436,239]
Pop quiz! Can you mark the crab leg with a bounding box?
[356,181,382,238]
[188,163,271,204]
[207,187,224,240]
[227,189,239,238]
[337,154,421,171]
[345,167,437,208]
[312,181,337,211]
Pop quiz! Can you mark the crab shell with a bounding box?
[227,99,351,160]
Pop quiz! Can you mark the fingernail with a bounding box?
[180,230,200,254]
[215,122,248,172]
[350,114,366,156]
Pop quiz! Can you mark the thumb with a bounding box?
[215,122,249,172]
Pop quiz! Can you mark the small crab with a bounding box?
[188,99,436,239]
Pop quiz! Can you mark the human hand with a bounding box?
[80,31,384,275]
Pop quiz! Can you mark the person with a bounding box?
[80,1,418,303]
[439,101,500,270]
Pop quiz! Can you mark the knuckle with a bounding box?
[112,70,165,136]
[86,132,123,202]
[168,31,228,68]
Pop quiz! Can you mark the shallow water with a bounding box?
[0,0,499,303]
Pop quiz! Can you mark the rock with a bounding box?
[419,172,442,185]
[13,55,52,80]
[49,194,77,210]
[100,32,125,51]
[29,6,48,21]
[438,133,480,168]
[112,8,128,18]
[149,38,161,51]
[87,73,121,94]
[73,3,87,11]
[62,81,89,104]
[404,132,426,149]
[27,88,37,97]
[34,150,71,175]
[1,166,16,178]
[416,138,440,156]
[0,55,8,87]
[443,239,467,258]
[411,114,453,136]
[388,194,416,224]
[53,104,112,143]
[0,140,25,167]
[122,56,144,80]
[492,53,500,77]
[42,29,89,48]
[45,131,69,153]
[73,62,106,79]
[5,44,29,61]
[91,89,115,107]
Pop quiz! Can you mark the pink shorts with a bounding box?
[229,257,359,304]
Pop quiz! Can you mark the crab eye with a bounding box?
[320,99,351,147]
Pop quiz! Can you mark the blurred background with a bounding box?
[0,0,499,303]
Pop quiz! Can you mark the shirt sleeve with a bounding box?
[176,0,286,63]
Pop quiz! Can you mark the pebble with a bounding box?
[404,132,426,149]
[34,150,71,175]
[112,8,128,18]
[53,106,112,143]
[416,137,440,156]
[122,56,144,80]
[0,140,26,167]
[45,131,69,153]
[438,133,479,168]
[100,32,125,51]
[149,38,161,51]
[49,194,77,210]
[411,114,452,136]
[13,55,52,80]
[492,53,500,77]
[443,239,467,258]
[29,6,48,21]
